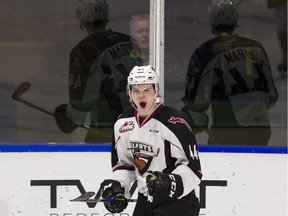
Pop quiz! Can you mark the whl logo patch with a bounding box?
[119,121,134,133]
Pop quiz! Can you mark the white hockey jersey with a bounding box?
[111,103,202,199]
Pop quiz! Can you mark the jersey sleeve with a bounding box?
[257,44,279,108]
[69,47,89,105]
[67,46,93,124]
[111,119,137,194]
[182,50,214,128]
[67,47,105,124]
[162,109,202,197]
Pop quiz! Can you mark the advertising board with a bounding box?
[0,145,287,216]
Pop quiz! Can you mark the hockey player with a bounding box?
[99,65,202,216]
[182,0,279,145]
[54,0,142,142]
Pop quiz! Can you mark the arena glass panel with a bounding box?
[0,0,150,144]
[0,0,286,147]
[164,0,287,147]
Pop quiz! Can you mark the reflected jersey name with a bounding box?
[224,48,256,65]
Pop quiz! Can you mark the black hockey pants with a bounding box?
[132,191,200,216]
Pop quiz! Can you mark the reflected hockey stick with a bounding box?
[11,82,90,130]
[70,191,137,203]
[11,81,54,116]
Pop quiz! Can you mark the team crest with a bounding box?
[128,142,153,175]
[119,121,134,133]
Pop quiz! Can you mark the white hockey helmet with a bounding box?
[209,0,239,27]
[127,65,160,92]
[76,0,109,25]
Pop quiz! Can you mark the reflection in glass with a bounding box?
[164,0,285,145]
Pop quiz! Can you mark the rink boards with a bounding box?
[0,144,287,216]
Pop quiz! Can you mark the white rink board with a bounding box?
[0,151,287,216]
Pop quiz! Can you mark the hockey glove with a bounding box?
[54,104,78,133]
[146,171,184,201]
[100,179,128,213]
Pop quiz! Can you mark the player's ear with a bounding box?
[154,92,160,100]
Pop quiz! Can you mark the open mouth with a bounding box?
[139,102,146,109]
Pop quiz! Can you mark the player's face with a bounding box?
[130,20,149,50]
[130,84,157,117]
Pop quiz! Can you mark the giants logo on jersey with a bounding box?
[119,121,134,133]
[128,142,153,175]
[168,116,193,132]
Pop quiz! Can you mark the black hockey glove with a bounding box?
[54,104,78,133]
[100,179,128,213]
[146,171,184,201]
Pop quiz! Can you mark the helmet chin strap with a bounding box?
[154,93,160,103]
[147,104,157,116]
[129,98,137,110]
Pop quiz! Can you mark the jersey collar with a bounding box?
[134,103,164,127]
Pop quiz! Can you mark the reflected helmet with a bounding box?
[127,65,160,92]
[76,0,108,24]
[209,0,239,27]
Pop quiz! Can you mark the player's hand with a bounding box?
[146,171,184,201]
[54,104,78,133]
[100,179,128,213]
